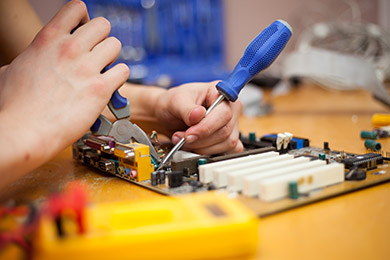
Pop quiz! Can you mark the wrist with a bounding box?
[148,86,167,119]
[122,83,167,120]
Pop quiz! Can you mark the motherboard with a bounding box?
[72,132,390,217]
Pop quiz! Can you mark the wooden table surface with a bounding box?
[1,84,390,260]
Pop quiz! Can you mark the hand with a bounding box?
[0,0,129,185]
[154,81,243,155]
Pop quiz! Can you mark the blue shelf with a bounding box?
[84,0,229,87]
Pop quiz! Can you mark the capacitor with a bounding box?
[151,171,158,186]
[360,130,378,140]
[197,158,207,181]
[364,139,382,151]
[168,171,183,188]
[323,142,330,151]
[249,132,257,142]
[158,170,166,184]
[288,181,299,199]
[197,158,207,166]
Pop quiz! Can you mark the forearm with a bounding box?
[0,0,130,188]
[0,112,51,189]
[102,82,167,122]
[122,82,166,120]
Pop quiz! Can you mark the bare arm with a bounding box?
[0,0,129,189]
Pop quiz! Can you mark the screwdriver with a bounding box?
[157,20,293,170]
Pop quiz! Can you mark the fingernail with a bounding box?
[186,135,198,144]
[172,135,180,144]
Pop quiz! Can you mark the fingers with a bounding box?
[72,17,111,51]
[90,37,122,71]
[48,0,89,33]
[184,100,233,142]
[193,125,244,155]
[43,1,110,53]
[166,89,206,127]
[170,99,242,155]
[172,124,243,155]
[205,80,223,106]
[101,63,130,92]
[185,120,235,149]
[165,81,242,155]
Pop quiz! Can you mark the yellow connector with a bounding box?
[34,193,258,260]
[114,142,154,182]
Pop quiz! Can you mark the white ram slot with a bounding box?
[212,154,293,188]
[259,163,344,202]
[242,160,326,197]
[227,156,310,192]
[198,151,278,183]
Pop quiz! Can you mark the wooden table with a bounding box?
[1,85,390,260]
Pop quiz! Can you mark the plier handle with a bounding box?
[90,67,160,162]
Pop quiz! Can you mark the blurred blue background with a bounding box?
[83,0,229,87]
[29,0,384,89]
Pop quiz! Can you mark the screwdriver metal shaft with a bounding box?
[156,95,225,170]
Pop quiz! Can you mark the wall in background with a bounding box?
[224,0,379,68]
[379,0,390,32]
[29,0,65,23]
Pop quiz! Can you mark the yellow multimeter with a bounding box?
[34,192,258,260]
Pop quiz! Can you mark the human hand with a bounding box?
[154,81,243,155]
[0,0,129,183]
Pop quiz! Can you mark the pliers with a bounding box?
[69,25,160,162]
[90,73,161,163]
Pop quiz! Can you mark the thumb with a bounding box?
[187,106,206,126]
[172,95,206,126]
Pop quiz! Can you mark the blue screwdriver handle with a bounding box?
[216,20,292,102]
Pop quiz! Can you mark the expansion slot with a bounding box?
[199,151,279,184]
[259,163,344,201]
[242,160,326,197]
[227,156,311,192]
[212,154,293,188]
